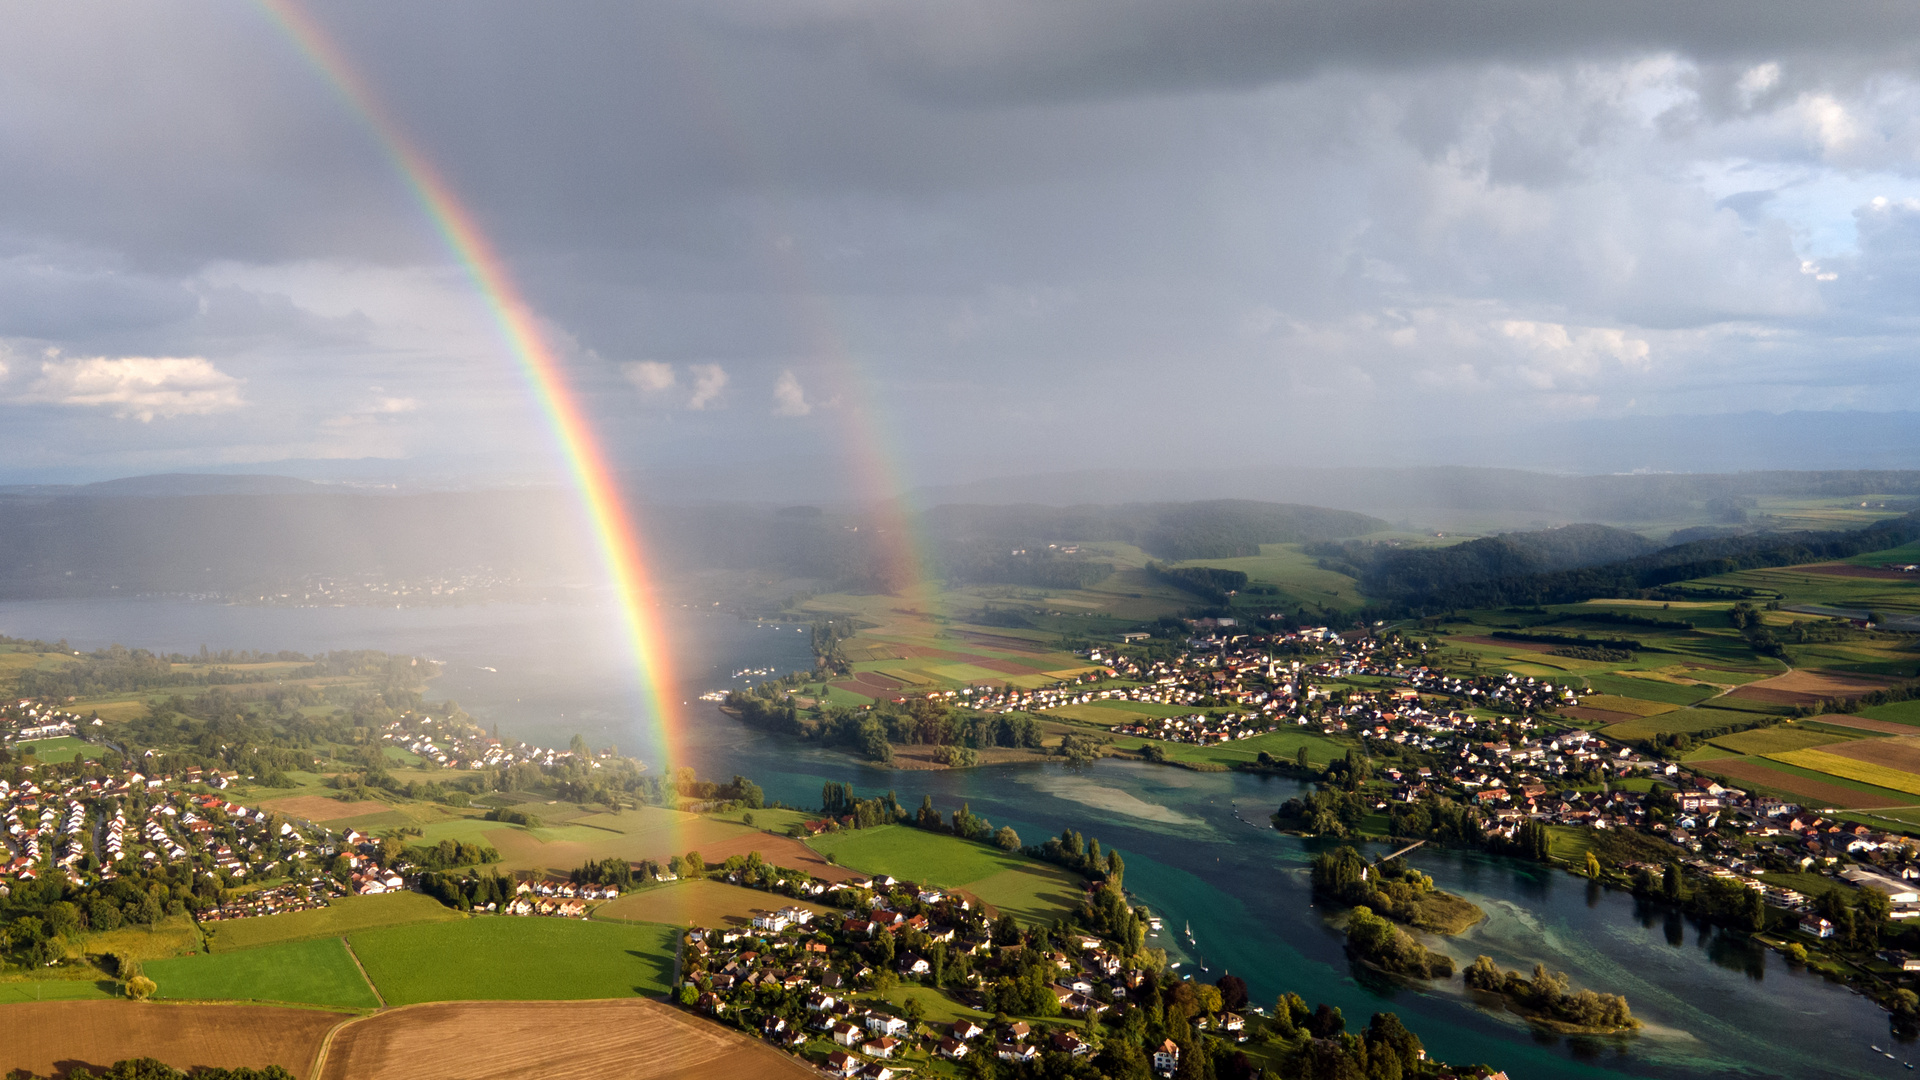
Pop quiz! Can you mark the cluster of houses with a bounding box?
[243,569,516,607]
[377,716,605,772]
[197,880,339,921]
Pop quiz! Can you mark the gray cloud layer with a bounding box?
[1,1,1918,484]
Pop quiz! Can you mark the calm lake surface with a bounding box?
[0,596,1905,1080]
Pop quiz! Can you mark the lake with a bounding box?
[1,596,1906,1079]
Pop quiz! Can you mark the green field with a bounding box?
[17,736,102,764]
[1704,726,1852,756]
[1599,708,1757,741]
[203,892,460,953]
[1114,728,1344,770]
[147,936,379,1008]
[1168,543,1366,611]
[1582,674,1721,706]
[349,917,678,1005]
[806,826,1082,927]
[0,978,119,1003]
[1860,699,1920,725]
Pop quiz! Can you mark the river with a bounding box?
[0,596,1905,1080]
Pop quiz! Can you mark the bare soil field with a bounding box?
[1817,715,1920,735]
[851,671,905,690]
[975,657,1045,674]
[592,879,835,928]
[317,998,814,1080]
[262,796,392,822]
[690,830,863,882]
[1820,735,1920,774]
[1699,757,1910,809]
[1727,669,1900,706]
[0,1001,345,1079]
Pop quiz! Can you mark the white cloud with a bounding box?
[687,363,729,410]
[772,369,813,416]
[622,360,677,394]
[17,355,243,421]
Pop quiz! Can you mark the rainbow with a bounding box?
[251,1,683,766]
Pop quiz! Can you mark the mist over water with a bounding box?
[0,596,1906,1080]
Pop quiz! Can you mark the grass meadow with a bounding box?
[203,892,459,953]
[350,917,678,1005]
[806,825,1083,926]
[147,937,379,1008]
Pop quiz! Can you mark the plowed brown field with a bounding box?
[1820,735,1920,774]
[1817,715,1920,735]
[1728,669,1899,706]
[1697,757,1910,809]
[317,999,813,1080]
[0,1001,344,1078]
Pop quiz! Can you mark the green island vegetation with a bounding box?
[1463,956,1639,1034]
[1342,905,1454,979]
[1311,845,1484,935]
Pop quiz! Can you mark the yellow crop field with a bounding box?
[1766,750,1920,797]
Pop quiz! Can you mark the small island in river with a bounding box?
[1312,844,1485,935]
[1465,956,1641,1035]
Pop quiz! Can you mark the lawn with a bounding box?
[1112,728,1345,770]
[349,916,678,1004]
[17,736,102,764]
[805,826,1083,927]
[880,984,992,1025]
[146,936,379,1008]
[808,826,1028,890]
[0,978,119,1004]
[203,892,460,953]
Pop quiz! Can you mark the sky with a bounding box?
[2,1,1920,490]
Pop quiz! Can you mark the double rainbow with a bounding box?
[253,1,682,765]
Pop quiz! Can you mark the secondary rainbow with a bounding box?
[252,0,683,765]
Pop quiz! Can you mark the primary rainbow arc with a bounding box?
[254,0,682,769]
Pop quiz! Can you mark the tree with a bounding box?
[903,996,926,1028]
[1295,746,1310,768]
[994,825,1021,851]
[125,975,157,1000]
[1584,851,1601,879]
[1662,861,1683,901]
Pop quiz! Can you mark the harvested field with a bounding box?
[593,879,835,928]
[1820,735,1920,775]
[1729,669,1900,707]
[1699,757,1910,809]
[827,680,879,700]
[851,671,904,690]
[975,658,1045,675]
[1818,714,1920,735]
[0,1001,343,1079]
[317,998,813,1080]
[261,796,392,822]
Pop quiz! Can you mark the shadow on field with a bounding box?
[629,947,676,993]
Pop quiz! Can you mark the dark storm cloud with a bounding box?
[0,1,1918,482]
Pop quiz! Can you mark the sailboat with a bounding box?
[1184,920,1195,944]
